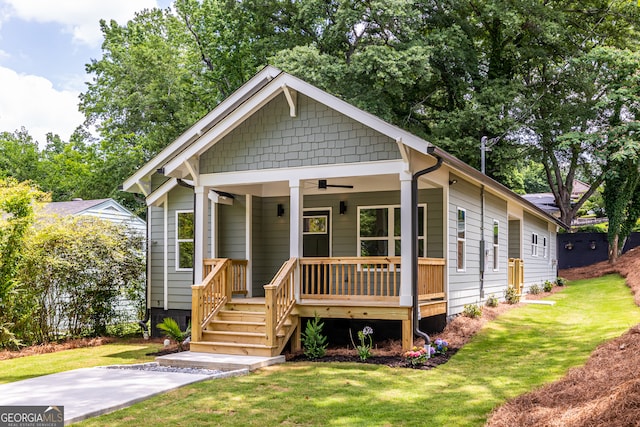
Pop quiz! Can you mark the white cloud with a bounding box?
[0,66,84,146]
[1,0,160,47]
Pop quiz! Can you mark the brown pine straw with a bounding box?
[487,247,640,427]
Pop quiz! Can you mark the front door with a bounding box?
[303,210,330,295]
[303,210,330,257]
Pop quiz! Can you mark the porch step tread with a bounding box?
[210,320,265,326]
[204,330,266,338]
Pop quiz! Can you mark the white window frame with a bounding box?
[457,208,466,272]
[357,204,427,258]
[531,232,539,257]
[175,210,194,271]
[493,219,499,271]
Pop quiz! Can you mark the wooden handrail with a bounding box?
[264,257,297,348]
[417,258,446,301]
[191,258,231,342]
[203,258,248,294]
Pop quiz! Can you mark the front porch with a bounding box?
[190,257,446,356]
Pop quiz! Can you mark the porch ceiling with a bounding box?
[207,174,439,198]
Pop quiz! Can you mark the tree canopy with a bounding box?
[1,0,639,233]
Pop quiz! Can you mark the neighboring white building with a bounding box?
[42,198,146,234]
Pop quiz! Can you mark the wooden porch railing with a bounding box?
[508,258,524,294]
[300,257,402,300]
[417,258,446,300]
[203,258,248,295]
[191,258,232,342]
[264,257,297,348]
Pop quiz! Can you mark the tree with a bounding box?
[17,215,146,341]
[0,129,43,183]
[0,179,48,347]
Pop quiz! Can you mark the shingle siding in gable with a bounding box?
[199,93,401,173]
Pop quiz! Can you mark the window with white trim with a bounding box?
[543,236,548,258]
[176,210,194,270]
[531,233,539,257]
[358,205,426,257]
[493,220,499,271]
[457,208,466,271]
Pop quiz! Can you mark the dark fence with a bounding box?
[558,232,640,269]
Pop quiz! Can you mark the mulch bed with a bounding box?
[0,337,113,361]
[286,347,458,369]
[487,248,640,427]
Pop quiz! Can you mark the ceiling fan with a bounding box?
[318,179,353,189]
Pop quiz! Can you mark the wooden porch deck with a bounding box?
[190,257,447,356]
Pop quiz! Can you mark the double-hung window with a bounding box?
[531,233,539,257]
[176,210,194,270]
[358,205,426,257]
[457,208,466,271]
[543,236,548,258]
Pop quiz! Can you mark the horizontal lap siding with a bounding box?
[522,212,557,287]
[482,193,509,302]
[149,205,165,309]
[167,186,195,310]
[448,175,482,315]
[148,186,194,311]
[199,93,401,174]
[254,196,290,295]
[219,195,247,260]
[305,189,443,258]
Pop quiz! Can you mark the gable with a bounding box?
[199,93,400,174]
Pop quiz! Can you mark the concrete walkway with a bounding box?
[0,352,285,424]
[0,365,245,425]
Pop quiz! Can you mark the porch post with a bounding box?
[289,179,302,301]
[194,186,209,284]
[400,172,413,307]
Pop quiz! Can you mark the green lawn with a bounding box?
[51,276,640,426]
[0,340,162,384]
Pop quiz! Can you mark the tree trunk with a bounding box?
[609,234,619,265]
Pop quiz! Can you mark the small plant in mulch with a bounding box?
[505,286,520,304]
[486,294,499,307]
[556,277,567,286]
[463,303,483,318]
[543,280,554,292]
[156,318,190,351]
[349,326,374,361]
[301,312,328,359]
[528,284,542,295]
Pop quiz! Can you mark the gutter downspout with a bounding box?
[412,150,443,345]
[138,204,151,334]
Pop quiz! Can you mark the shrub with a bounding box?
[543,280,554,292]
[157,318,190,351]
[463,303,483,318]
[556,277,567,286]
[433,338,449,355]
[505,286,520,304]
[302,313,327,359]
[350,326,374,361]
[528,284,542,295]
[486,294,499,307]
[404,346,431,366]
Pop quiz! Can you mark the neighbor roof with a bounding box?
[41,199,110,216]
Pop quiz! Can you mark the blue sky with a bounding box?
[0,0,172,146]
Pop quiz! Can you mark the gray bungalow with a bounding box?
[123,66,563,356]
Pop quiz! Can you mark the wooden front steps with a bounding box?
[190,301,298,357]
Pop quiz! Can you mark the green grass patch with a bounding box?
[0,340,162,384]
[79,275,640,427]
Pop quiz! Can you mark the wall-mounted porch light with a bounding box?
[339,201,347,215]
[277,204,285,217]
[590,240,596,250]
[565,242,574,250]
